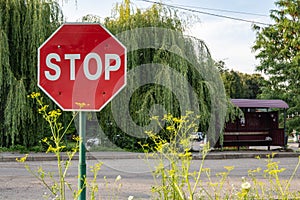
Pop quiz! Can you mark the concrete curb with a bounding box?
[193,151,300,160]
[0,152,147,162]
[1,150,299,162]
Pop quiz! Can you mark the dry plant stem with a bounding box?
[192,146,208,196]
[284,156,300,193]
[28,92,81,199]
[184,159,192,199]
[25,164,54,195]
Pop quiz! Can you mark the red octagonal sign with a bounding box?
[38,23,126,111]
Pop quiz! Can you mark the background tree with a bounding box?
[0,0,227,150]
[221,70,244,99]
[218,61,265,99]
[80,0,227,150]
[0,0,64,147]
[242,73,265,99]
[253,0,300,132]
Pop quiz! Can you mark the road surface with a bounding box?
[0,155,300,199]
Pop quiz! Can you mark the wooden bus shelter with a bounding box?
[217,99,289,150]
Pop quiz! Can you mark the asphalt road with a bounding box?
[1,155,300,199]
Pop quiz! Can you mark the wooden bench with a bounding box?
[221,131,272,150]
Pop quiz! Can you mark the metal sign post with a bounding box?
[38,23,127,200]
[78,111,86,200]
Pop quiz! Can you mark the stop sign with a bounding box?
[38,23,126,111]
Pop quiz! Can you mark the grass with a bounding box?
[0,145,44,153]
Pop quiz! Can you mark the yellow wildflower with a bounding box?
[150,116,159,121]
[173,117,184,123]
[46,145,56,153]
[75,102,90,108]
[48,109,61,117]
[248,167,261,174]
[28,92,41,99]
[166,126,174,131]
[38,105,49,113]
[224,166,234,171]
[16,154,28,163]
[42,137,48,143]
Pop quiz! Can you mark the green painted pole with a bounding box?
[78,111,86,200]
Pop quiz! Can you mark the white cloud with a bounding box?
[187,18,260,74]
[60,0,273,75]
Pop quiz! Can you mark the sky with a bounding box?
[60,0,276,74]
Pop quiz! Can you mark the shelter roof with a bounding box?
[231,99,289,109]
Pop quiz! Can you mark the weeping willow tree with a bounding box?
[80,0,228,150]
[0,0,63,147]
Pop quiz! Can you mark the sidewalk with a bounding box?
[195,142,300,159]
[1,143,299,162]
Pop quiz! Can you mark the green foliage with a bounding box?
[19,92,111,200]
[0,144,44,153]
[79,0,227,150]
[221,70,243,99]
[244,154,300,199]
[105,0,184,33]
[0,0,64,147]
[243,73,265,99]
[27,92,81,199]
[89,162,103,199]
[0,0,227,151]
[220,69,265,99]
[142,112,210,200]
[143,114,300,199]
[253,0,300,132]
